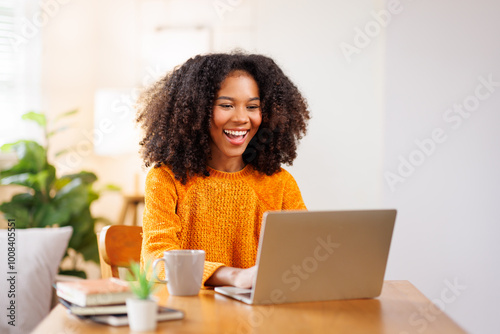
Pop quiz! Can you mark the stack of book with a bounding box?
[56,278,183,326]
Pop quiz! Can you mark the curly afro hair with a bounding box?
[136,52,310,184]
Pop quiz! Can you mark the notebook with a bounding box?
[56,278,133,307]
[215,209,397,305]
[88,306,184,326]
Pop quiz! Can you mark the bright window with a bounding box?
[0,0,41,147]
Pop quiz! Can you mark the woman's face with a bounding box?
[209,71,262,171]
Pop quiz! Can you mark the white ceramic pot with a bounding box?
[126,297,158,331]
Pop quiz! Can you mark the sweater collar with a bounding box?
[206,164,253,179]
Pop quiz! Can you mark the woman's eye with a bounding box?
[247,105,260,110]
[219,104,232,109]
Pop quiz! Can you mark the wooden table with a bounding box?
[33,281,465,334]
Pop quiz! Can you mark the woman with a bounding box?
[136,52,310,288]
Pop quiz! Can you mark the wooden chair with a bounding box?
[97,225,143,279]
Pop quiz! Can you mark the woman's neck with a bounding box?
[207,157,245,173]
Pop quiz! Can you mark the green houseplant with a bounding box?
[0,111,118,278]
[126,261,159,331]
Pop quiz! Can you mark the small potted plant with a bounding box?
[126,261,159,331]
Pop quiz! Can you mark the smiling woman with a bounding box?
[136,52,310,289]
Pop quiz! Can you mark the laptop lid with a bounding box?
[249,209,397,305]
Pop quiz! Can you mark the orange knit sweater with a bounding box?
[140,164,306,286]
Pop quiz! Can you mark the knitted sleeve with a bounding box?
[282,171,307,210]
[141,167,181,281]
[140,167,225,286]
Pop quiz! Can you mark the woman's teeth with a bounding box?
[224,130,248,136]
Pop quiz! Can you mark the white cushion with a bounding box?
[0,226,72,334]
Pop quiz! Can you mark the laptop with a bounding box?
[214,209,397,305]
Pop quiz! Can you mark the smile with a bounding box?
[223,129,249,145]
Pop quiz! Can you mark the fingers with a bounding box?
[234,266,257,289]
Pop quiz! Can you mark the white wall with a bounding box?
[254,0,386,210]
[382,0,500,333]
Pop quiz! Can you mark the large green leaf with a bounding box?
[0,173,38,191]
[53,179,89,216]
[59,171,98,185]
[22,111,46,127]
[10,192,35,204]
[54,172,97,192]
[0,173,33,187]
[0,140,47,175]
[32,202,71,227]
[0,201,32,228]
[0,169,53,194]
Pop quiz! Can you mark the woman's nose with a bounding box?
[232,105,249,123]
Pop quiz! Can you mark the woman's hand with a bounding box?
[206,266,257,288]
[232,266,257,289]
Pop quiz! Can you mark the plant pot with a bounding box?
[126,297,158,331]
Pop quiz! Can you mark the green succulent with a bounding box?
[127,261,158,300]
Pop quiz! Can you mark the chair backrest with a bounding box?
[98,225,143,279]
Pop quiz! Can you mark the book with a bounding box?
[56,278,134,307]
[89,306,184,326]
[59,298,128,316]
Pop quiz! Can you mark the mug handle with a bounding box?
[152,258,169,283]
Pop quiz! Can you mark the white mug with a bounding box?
[152,250,205,296]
